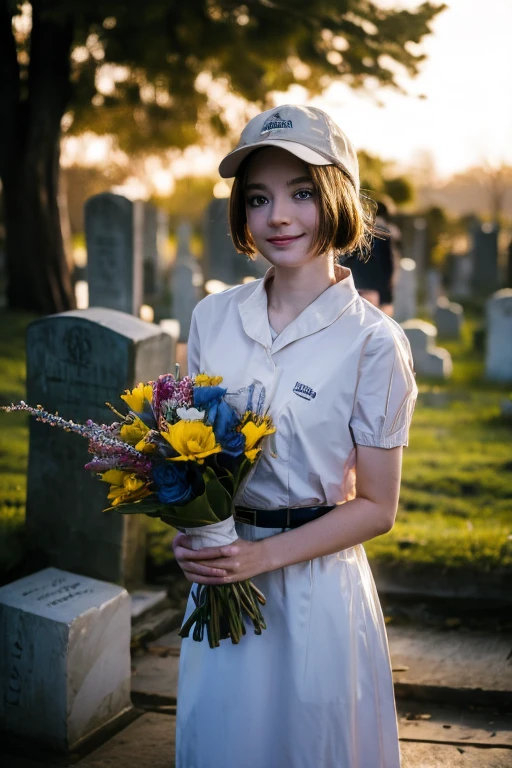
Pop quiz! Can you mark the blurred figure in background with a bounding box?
[344,199,401,317]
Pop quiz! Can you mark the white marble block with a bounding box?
[485,288,512,383]
[0,567,132,752]
[401,319,453,379]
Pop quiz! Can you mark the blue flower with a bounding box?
[213,400,246,457]
[152,462,195,505]
[193,385,245,457]
[193,386,227,424]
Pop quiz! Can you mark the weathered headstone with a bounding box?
[435,296,464,340]
[142,202,158,298]
[393,258,417,323]
[411,217,429,282]
[203,197,267,284]
[142,204,168,301]
[171,221,203,342]
[485,288,512,382]
[401,319,452,378]
[203,197,239,284]
[25,308,175,588]
[470,220,500,297]
[85,193,144,316]
[449,254,472,299]
[426,268,442,316]
[0,567,131,751]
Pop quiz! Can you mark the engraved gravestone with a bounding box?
[0,567,131,751]
[85,193,144,316]
[25,308,174,588]
[485,288,512,382]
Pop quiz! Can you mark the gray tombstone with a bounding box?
[470,220,500,297]
[0,567,131,752]
[435,296,464,340]
[85,193,144,316]
[412,217,429,282]
[450,254,472,299]
[142,204,168,300]
[485,288,512,382]
[171,221,203,342]
[203,197,239,285]
[142,202,159,298]
[401,319,453,378]
[394,258,417,323]
[25,308,175,588]
[426,268,442,317]
[203,197,267,284]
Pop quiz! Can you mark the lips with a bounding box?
[266,234,305,246]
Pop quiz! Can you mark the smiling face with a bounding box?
[244,147,321,268]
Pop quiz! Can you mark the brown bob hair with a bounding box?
[229,151,376,261]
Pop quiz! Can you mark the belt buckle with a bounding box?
[235,508,256,525]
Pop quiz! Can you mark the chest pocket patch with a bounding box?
[293,382,317,401]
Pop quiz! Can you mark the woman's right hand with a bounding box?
[172,532,229,583]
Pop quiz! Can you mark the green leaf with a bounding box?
[204,466,233,521]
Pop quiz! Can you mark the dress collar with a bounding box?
[238,264,359,352]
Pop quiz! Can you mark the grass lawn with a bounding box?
[0,308,511,580]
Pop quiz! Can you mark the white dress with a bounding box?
[176,266,418,768]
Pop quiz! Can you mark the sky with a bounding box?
[307,0,512,179]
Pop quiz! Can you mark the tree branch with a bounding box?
[0,1,21,180]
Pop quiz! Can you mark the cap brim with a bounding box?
[218,139,332,178]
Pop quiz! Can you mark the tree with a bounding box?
[0,0,445,314]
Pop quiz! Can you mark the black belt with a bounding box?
[234,505,335,529]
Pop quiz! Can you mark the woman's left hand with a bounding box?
[173,534,266,585]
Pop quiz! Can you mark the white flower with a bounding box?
[176,407,206,421]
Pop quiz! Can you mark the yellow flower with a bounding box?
[101,469,151,507]
[194,373,224,387]
[241,415,276,461]
[120,382,153,412]
[120,417,149,445]
[161,420,221,464]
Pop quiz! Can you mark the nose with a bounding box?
[267,195,292,228]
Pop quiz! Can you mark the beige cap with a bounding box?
[218,104,359,193]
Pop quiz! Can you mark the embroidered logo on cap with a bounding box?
[261,112,293,133]
[293,382,317,401]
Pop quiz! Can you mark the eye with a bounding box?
[294,188,315,200]
[247,195,268,207]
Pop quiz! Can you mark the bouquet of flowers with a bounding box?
[1,370,275,649]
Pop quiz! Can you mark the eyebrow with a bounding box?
[245,176,313,191]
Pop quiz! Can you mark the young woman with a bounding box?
[173,104,418,768]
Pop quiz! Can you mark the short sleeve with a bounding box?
[187,309,201,377]
[349,326,418,449]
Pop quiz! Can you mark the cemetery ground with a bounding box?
[0,307,511,596]
[0,308,511,767]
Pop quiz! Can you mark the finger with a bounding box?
[175,546,226,560]
[217,545,239,557]
[180,561,228,578]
